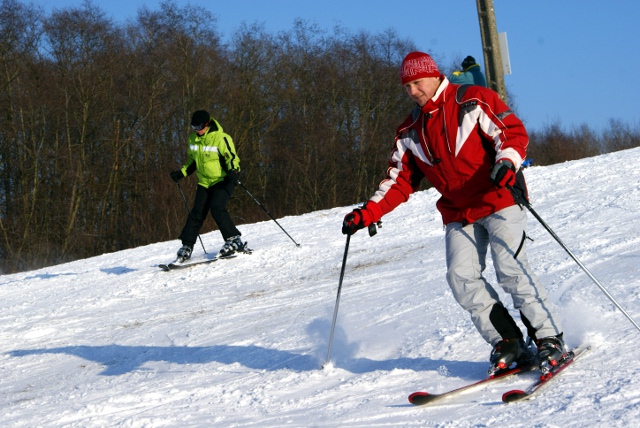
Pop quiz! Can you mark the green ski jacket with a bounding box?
[179,117,240,188]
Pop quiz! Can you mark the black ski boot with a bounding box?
[218,235,247,258]
[488,337,535,375]
[537,333,567,374]
[176,244,193,262]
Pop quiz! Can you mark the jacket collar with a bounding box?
[421,75,450,114]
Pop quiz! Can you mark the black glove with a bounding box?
[227,169,240,184]
[170,170,184,183]
[342,208,371,235]
[490,159,516,188]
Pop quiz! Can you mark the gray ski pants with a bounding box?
[445,205,562,346]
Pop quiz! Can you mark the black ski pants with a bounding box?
[179,179,241,246]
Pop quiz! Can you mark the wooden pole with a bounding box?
[476,0,507,100]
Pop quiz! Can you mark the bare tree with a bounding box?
[0,0,45,271]
[1,0,638,274]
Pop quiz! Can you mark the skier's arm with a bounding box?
[366,139,421,222]
[474,88,528,170]
[180,159,196,177]
[219,133,241,172]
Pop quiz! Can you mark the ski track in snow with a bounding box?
[2,148,640,427]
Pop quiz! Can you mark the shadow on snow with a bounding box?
[8,344,485,377]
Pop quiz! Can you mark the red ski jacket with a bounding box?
[366,77,529,226]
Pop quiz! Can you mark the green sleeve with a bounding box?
[180,149,196,176]
[220,133,241,171]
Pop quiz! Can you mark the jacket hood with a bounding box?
[207,117,222,133]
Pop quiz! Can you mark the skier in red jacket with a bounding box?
[343,51,566,375]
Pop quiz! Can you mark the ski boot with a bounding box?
[488,337,536,376]
[536,333,567,374]
[218,235,248,258]
[176,244,193,262]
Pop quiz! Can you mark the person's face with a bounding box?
[192,122,209,136]
[404,77,441,107]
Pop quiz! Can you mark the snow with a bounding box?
[2,147,640,427]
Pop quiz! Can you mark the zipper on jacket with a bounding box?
[415,111,440,165]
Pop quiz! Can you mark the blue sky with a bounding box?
[33,0,639,133]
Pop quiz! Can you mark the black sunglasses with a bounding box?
[191,122,207,131]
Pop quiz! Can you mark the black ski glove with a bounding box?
[227,169,240,184]
[342,208,373,235]
[170,170,184,183]
[490,159,516,188]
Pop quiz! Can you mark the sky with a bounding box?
[2,147,640,426]
[30,0,639,133]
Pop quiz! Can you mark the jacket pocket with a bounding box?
[202,151,223,179]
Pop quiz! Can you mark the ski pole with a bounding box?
[508,186,640,334]
[177,182,207,254]
[237,181,301,247]
[324,233,351,368]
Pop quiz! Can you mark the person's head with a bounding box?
[191,110,211,135]
[399,52,442,107]
[461,56,477,70]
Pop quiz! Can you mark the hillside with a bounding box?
[2,148,640,427]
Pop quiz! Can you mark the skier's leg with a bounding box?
[210,179,241,240]
[483,205,562,341]
[446,221,522,345]
[179,185,211,246]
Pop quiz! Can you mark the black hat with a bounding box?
[191,110,210,127]
[461,56,476,70]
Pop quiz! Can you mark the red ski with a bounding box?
[502,345,591,403]
[409,364,535,406]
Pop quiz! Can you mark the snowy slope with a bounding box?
[2,148,640,427]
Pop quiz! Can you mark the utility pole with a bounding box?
[476,0,506,100]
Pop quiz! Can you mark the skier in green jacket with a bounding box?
[170,110,248,261]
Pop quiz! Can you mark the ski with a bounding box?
[158,249,252,271]
[159,257,221,271]
[502,345,591,403]
[408,363,535,406]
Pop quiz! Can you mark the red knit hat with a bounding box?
[399,51,440,85]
